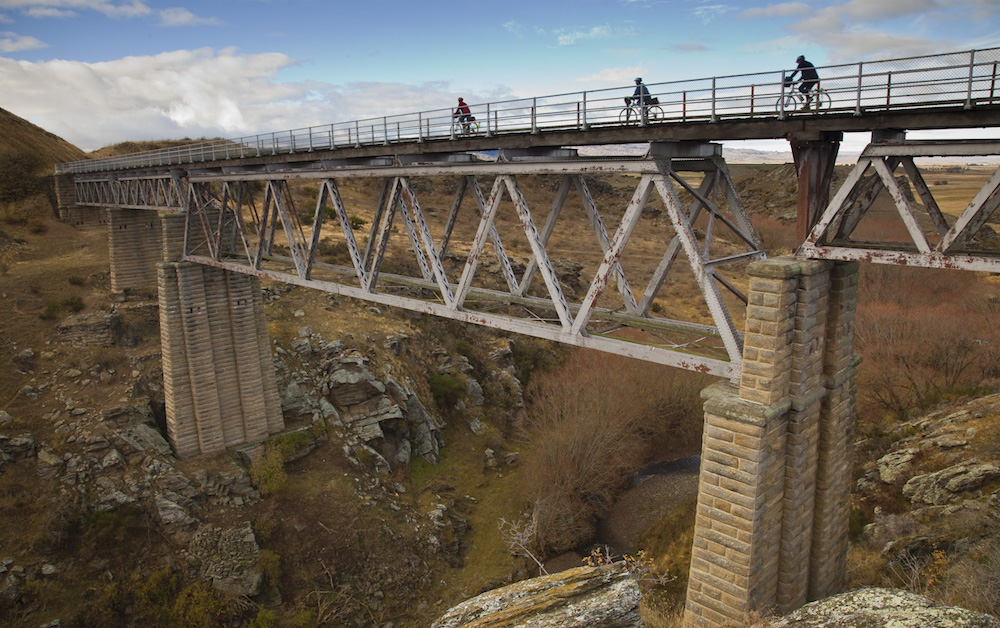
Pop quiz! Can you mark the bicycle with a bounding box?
[619,97,664,124]
[451,115,480,137]
[776,80,831,113]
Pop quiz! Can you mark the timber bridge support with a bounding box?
[54,46,1000,627]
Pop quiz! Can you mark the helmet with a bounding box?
[635,77,642,82]
[458,97,465,102]
[796,55,805,62]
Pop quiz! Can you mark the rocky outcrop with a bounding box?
[55,311,122,346]
[903,461,1000,505]
[431,564,642,628]
[765,587,1000,627]
[184,522,264,598]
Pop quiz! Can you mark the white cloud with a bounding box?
[158,7,221,27]
[0,47,501,151]
[739,2,810,19]
[0,0,151,19]
[575,65,645,83]
[24,6,74,17]
[0,30,44,51]
[503,19,523,36]
[744,0,967,62]
[556,24,613,46]
[692,4,734,24]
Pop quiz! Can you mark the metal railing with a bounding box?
[57,47,1000,175]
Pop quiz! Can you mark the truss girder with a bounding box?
[799,140,1000,271]
[80,150,764,379]
[74,173,185,211]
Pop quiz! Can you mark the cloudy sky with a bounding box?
[1,0,998,153]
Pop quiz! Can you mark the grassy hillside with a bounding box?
[0,107,86,170]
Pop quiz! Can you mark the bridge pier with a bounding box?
[107,208,162,292]
[684,257,858,627]
[54,172,104,226]
[156,214,284,458]
[790,132,842,243]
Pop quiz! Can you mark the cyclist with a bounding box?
[455,97,472,124]
[631,77,651,107]
[786,55,819,109]
[626,77,657,123]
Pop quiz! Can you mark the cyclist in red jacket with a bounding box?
[455,97,472,124]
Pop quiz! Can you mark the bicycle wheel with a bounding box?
[815,89,832,111]
[775,94,798,113]
[647,106,664,122]
[619,107,635,124]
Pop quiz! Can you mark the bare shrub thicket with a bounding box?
[855,264,1000,419]
[941,540,1000,616]
[518,349,708,555]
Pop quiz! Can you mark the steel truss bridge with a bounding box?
[60,47,1000,379]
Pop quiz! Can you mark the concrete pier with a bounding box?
[158,260,283,458]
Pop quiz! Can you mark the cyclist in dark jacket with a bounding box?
[787,55,819,108]
[631,78,651,106]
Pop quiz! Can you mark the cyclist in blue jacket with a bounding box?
[631,78,651,106]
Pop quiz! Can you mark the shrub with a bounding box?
[0,149,44,203]
[68,275,86,286]
[249,441,288,495]
[170,580,231,627]
[429,372,466,409]
[63,295,85,312]
[519,350,708,554]
[39,300,61,320]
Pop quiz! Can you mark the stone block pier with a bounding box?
[684,257,858,626]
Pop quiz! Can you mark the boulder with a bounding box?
[766,587,1000,627]
[431,564,642,628]
[903,462,1000,505]
[188,522,264,599]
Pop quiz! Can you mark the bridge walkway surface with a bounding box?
[51,47,1000,628]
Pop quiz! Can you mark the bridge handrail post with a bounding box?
[581,92,588,130]
[485,104,492,137]
[855,62,864,116]
[990,62,998,104]
[256,136,261,158]
[308,127,313,152]
[778,73,787,120]
[328,124,335,149]
[711,77,718,122]
[289,130,295,154]
[531,97,539,134]
[417,113,423,143]
[271,132,277,156]
[383,117,389,146]
[354,121,361,148]
[966,49,977,110]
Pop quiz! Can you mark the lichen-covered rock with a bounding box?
[431,564,642,628]
[187,522,263,599]
[877,448,918,484]
[902,461,1000,505]
[766,587,1000,627]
